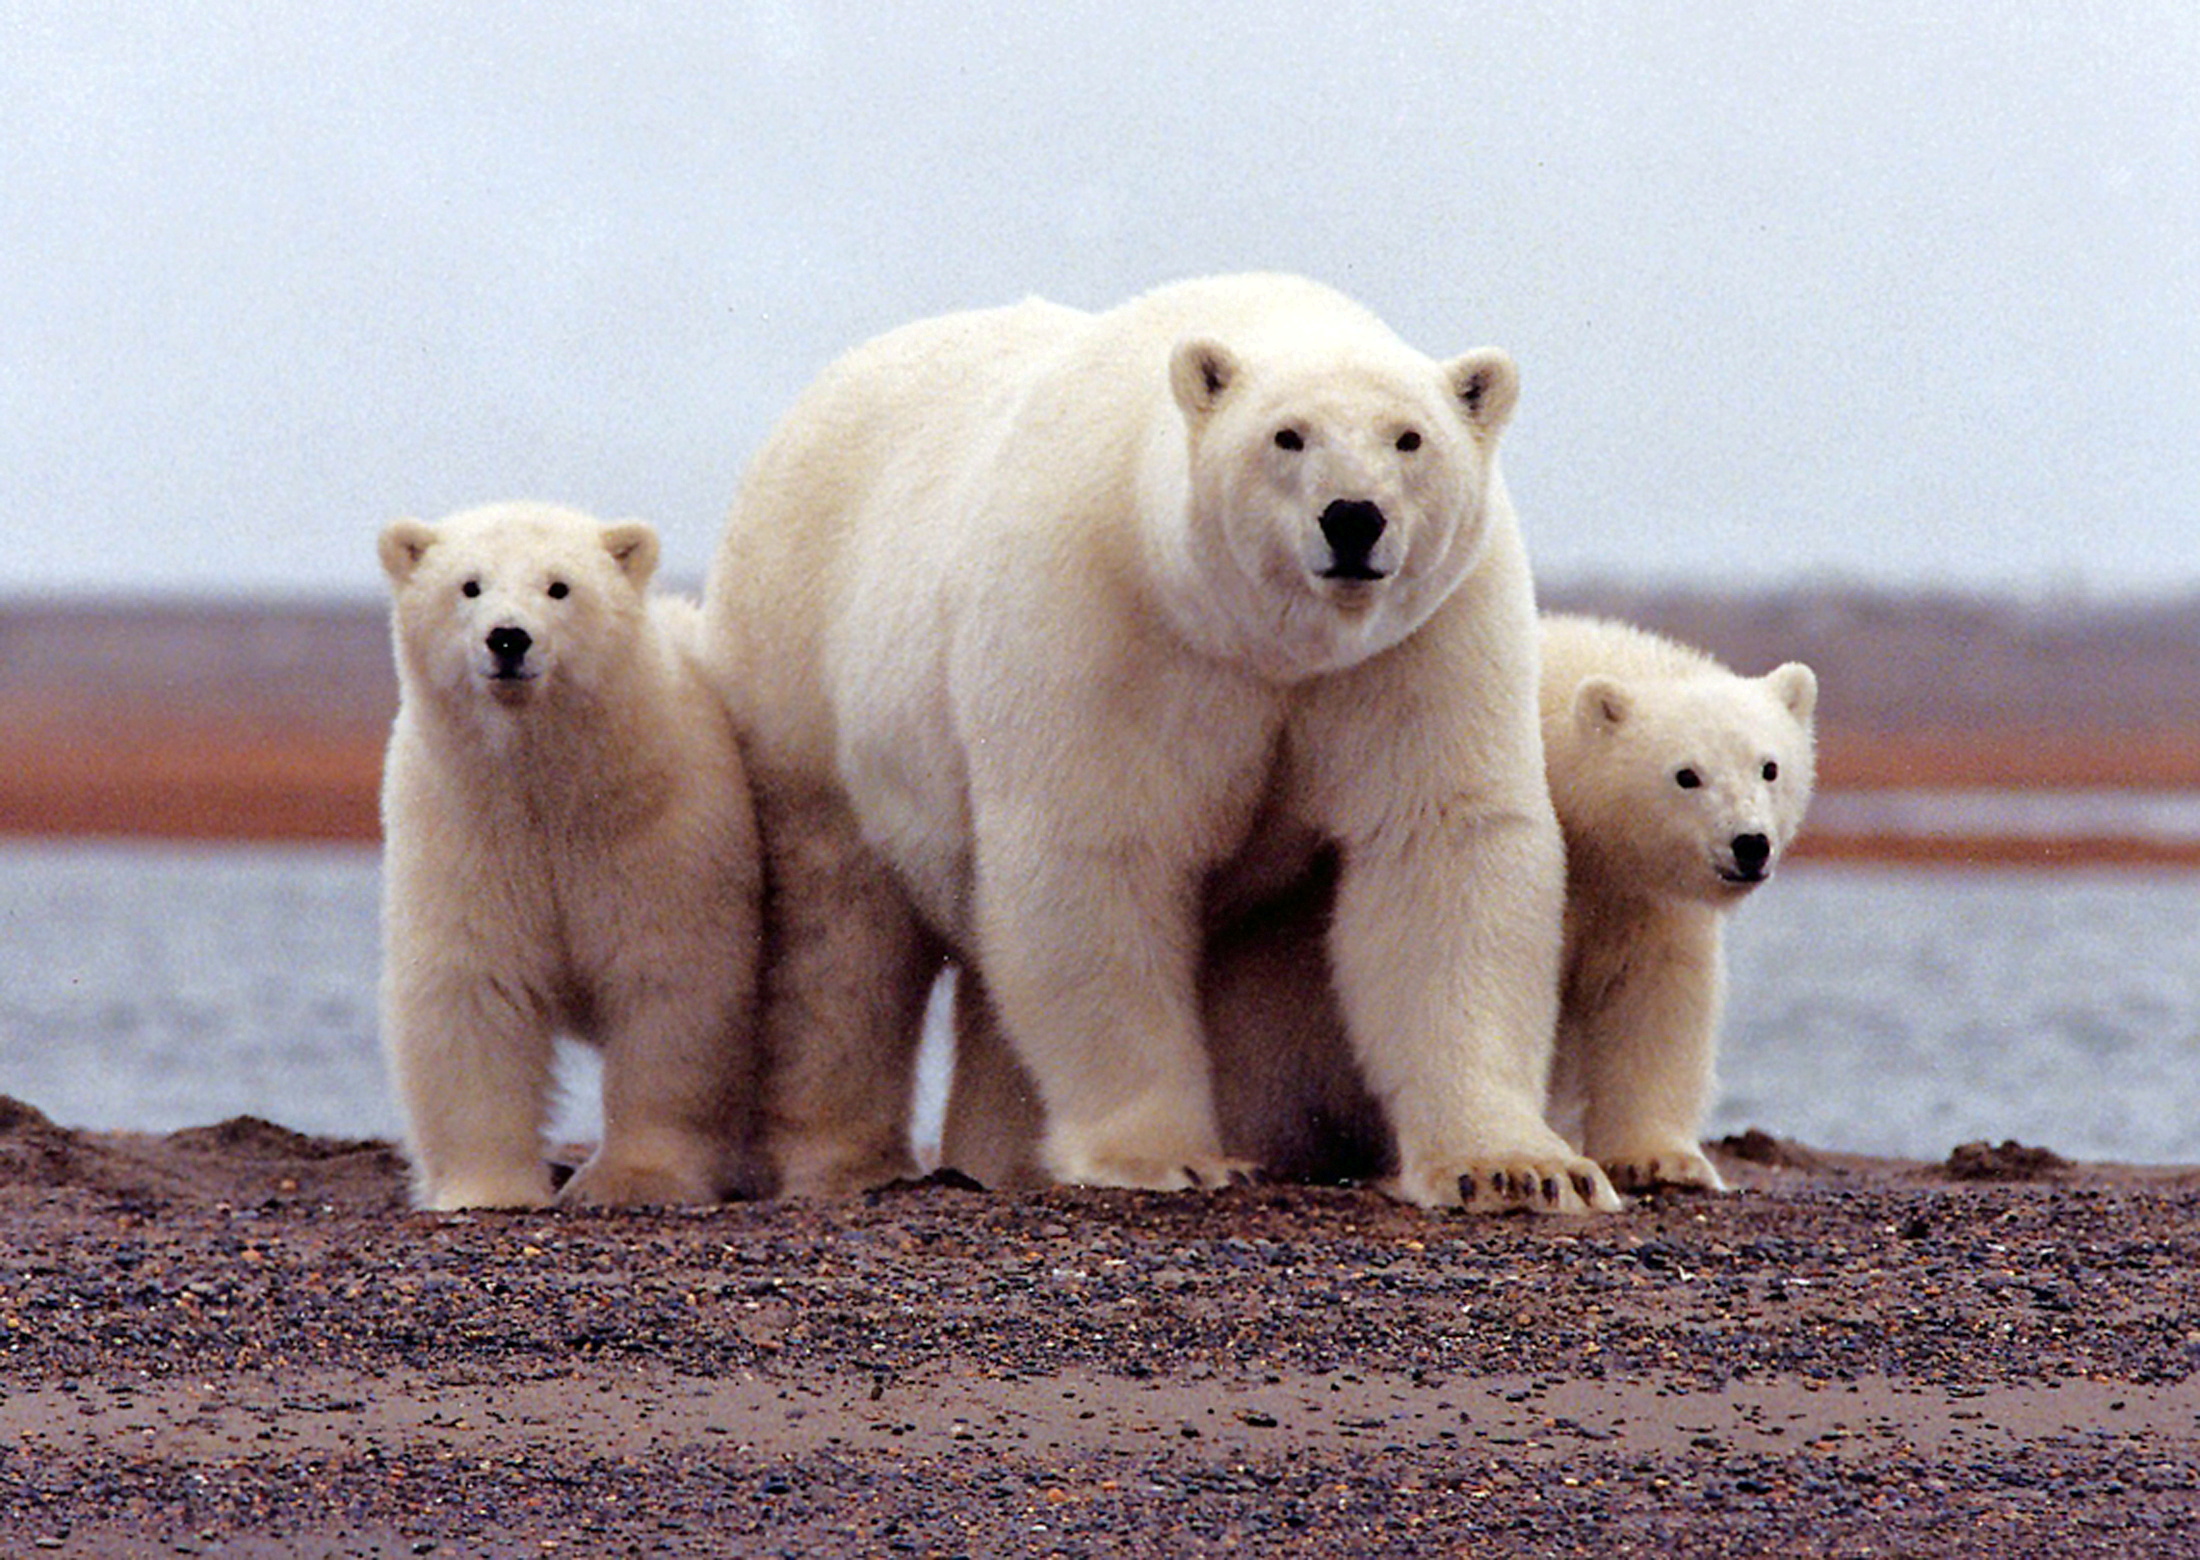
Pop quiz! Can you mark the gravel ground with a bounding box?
[2,1100,2196,1557]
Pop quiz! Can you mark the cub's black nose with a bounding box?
[485,624,532,671]
[1731,833,1772,877]
[1318,499,1388,579]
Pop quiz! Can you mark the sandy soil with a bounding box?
[3,1099,2196,1557]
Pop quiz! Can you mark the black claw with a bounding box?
[1571,1172,1595,1204]
[1458,1172,1478,1204]
[1182,1165,1202,1189]
[1541,1175,1561,1205]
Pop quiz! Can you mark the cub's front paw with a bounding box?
[1387,1152,1623,1215]
[418,1165,556,1212]
[1600,1143,1729,1196]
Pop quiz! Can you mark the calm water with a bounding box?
[3,841,2198,1164]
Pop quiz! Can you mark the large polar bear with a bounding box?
[379,502,764,1210]
[703,273,1617,1213]
[944,613,1818,1195]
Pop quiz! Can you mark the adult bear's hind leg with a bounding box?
[755,779,939,1196]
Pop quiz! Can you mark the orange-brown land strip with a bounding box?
[6,716,2200,867]
[0,711,384,844]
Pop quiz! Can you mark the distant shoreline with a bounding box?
[11,586,2200,863]
[8,721,2200,865]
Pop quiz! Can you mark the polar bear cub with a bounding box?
[705,273,1616,1213]
[378,502,764,1210]
[1540,613,1817,1192]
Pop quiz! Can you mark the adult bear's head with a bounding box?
[1167,327,1519,681]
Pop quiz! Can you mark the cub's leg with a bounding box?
[384,962,556,1210]
[1564,905,1728,1194]
[563,972,765,1207]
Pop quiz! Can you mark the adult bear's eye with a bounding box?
[1395,429,1422,452]
[1274,428,1303,451]
[1762,759,1779,782]
[461,579,481,599]
[547,581,570,600]
[1675,768,1702,790]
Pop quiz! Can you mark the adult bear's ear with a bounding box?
[1170,337,1242,422]
[1574,674,1632,732]
[1446,348,1519,439]
[1767,661,1818,724]
[602,520,660,588]
[378,519,437,585]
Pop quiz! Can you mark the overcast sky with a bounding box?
[4,2,2194,599]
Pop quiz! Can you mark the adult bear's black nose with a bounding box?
[1730,833,1772,878]
[485,624,532,673]
[1318,499,1387,580]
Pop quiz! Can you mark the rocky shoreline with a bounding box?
[3,1100,2196,1556]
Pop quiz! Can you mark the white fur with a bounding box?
[1539,613,1817,1192]
[945,614,1818,1204]
[379,502,764,1210]
[706,273,1614,1212]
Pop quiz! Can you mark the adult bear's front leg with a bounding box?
[1328,804,1620,1214]
[972,821,1250,1192]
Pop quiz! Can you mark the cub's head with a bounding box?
[378,503,659,713]
[1559,661,1818,904]
[1167,332,1518,677]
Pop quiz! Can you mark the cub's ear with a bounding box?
[1445,347,1519,437]
[1574,674,1632,731]
[1170,337,1242,422]
[378,519,437,585]
[602,519,660,588]
[1767,661,1818,724]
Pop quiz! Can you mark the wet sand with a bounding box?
[3,1100,2196,1556]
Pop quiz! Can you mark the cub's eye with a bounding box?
[1395,429,1422,452]
[460,579,481,599]
[1762,759,1780,782]
[547,581,570,600]
[1273,428,1304,451]
[1675,768,1702,790]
